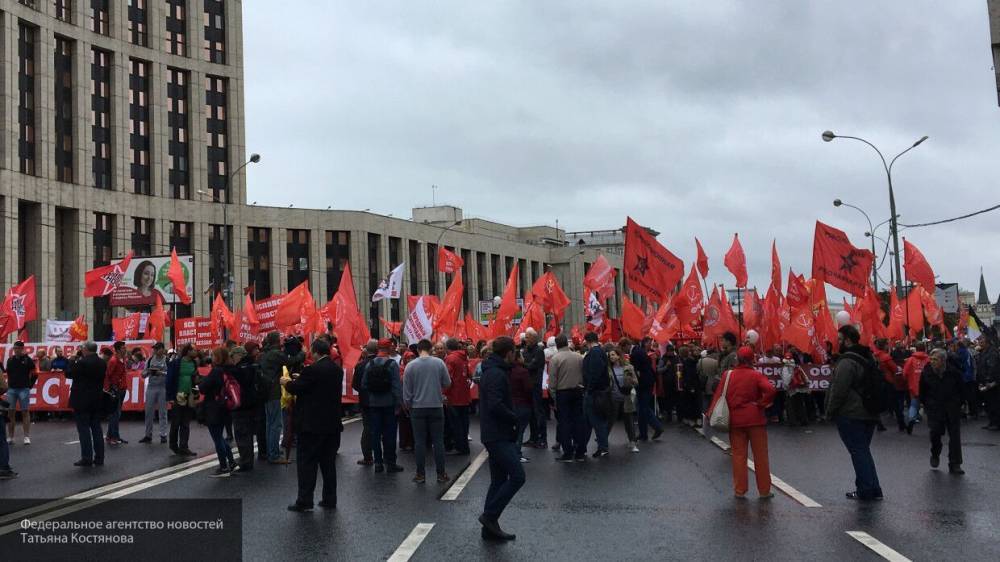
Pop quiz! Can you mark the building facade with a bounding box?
[0,1,634,341]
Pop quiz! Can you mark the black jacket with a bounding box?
[479,354,517,444]
[198,366,231,426]
[352,356,372,408]
[582,345,609,392]
[66,354,106,413]
[285,356,344,434]
[521,344,546,387]
[231,358,259,411]
[630,345,656,393]
[919,362,963,419]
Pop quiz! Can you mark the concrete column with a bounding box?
[37,24,56,182]
[349,229,368,329]
[188,68,207,197]
[190,221,208,316]
[110,42,129,192]
[149,60,169,198]
[417,242,429,297]
[311,227,324,300]
[273,227,287,294]
[188,0,204,62]
[81,211,97,329]
[1,14,18,171]
[36,203,57,337]
[73,38,90,187]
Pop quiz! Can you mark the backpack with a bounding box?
[221,371,242,410]
[841,352,887,415]
[366,359,394,394]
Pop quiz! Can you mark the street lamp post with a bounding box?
[199,153,260,308]
[822,131,927,297]
[833,198,879,292]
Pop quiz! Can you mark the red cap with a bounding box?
[737,346,755,364]
[377,338,394,351]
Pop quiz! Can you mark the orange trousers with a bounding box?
[730,426,771,496]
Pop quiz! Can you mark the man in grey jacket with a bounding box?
[403,339,452,483]
[827,325,883,501]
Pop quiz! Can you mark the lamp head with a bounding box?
[912,136,928,147]
[822,130,836,142]
[249,153,261,163]
[833,199,843,207]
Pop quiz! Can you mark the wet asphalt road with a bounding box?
[1,412,998,561]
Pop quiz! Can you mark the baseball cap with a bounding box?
[12,340,24,347]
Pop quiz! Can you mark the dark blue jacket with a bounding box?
[479,354,517,444]
[630,344,656,393]
[582,345,609,391]
[165,357,181,398]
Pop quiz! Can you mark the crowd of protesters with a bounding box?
[1,317,998,540]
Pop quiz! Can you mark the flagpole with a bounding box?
[737,286,744,333]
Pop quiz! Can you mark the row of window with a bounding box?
[15,21,227,200]
[24,0,227,63]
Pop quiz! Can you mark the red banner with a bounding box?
[173,317,221,348]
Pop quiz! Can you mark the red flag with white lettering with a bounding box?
[437,246,464,274]
[0,276,37,340]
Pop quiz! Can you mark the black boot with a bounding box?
[478,515,515,541]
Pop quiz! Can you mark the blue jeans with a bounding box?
[907,397,921,424]
[584,393,609,452]
[368,406,398,466]
[208,424,235,469]
[264,399,283,461]
[74,410,105,463]
[106,391,125,440]
[835,417,882,499]
[483,440,526,520]
[636,390,663,439]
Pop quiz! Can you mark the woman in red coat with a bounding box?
[707,346,777,498]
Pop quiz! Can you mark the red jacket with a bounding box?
[105,355,127,391]
[444,350,471,406]
[509,364,533,407]
[903,352,929,398]
[707,366,776,428]
[873,349,904,391]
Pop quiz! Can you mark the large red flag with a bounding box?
[906,288,924,337]
[210,292,234,340]
[530,271,570,317]
[809,281,839,354]
[958,304,969,335]
[886,288,905,341]
[718,288,740,337]
[859,285,887,344]
[68,315,89,342]
[903,239,935,291]
[434,269,464,337]
[761,284,783,349]
[406,295,441,320]
[812,221,874,297]
[677,265,704,327]
[784,303,822,360]
[919,286,943,327]
[167,248,192,305]
[465,311,490,343]
[621,295,646,340]
[275,281,311,331]
[520,296,546,335]
[649,295,681,344]
[771,240,782,294]
[701,286,725,346]
[624,217,684,304]
[437,246,464,274]
[84,251,133,297]
[327,263,369,390]
[723,233,748,288]
[786,270,811,308]
[243,292,260,330]
[0,276,37,340]
[493,262,520,337]
[695,238,709,279]
[146,293,168,341]
[583,255,617,301]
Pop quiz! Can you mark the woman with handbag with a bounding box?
[607,346,640,453]
[166,344,199,457]
[706,346,777,499]
[198,347,236,477]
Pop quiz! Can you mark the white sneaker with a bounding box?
[629,442,639,453]
[519,457,531,463]
[5,438,11,444]
[23,436,30,445]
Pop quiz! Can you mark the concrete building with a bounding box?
[990,0,1000,104]
[0,1,632,341]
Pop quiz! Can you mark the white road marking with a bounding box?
[709,436,731,451]
[388,523,435,562]
[440,448,488,501]
[64,440,80,445]
[846,531,913,562]
[706,432,821,507]
[343,416,361,425]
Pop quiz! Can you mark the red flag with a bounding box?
[649,295,681,344]
[434,269,464,338]
[112,313,141,341]
[380,317,401,337]
[886,288,905,340]
[520,296,546,335]
[761,284,783,349]
[465,311,489,343]
[744,289,763,330]
[958,304,969,334]
[146,294,168,341]
[718,288,739,338]
[84,251,133,297]
[906,288,924,337]
[810,281,838,354]
[243,293,260,329]
[0,276,37,340]
[723,233,748,288]
[531,271,570,316]
[786,270,811,308]
[328,263,369,364]
[771,241,782,294]
[621,296,646,340]
[492,262,520,337]
[701,286,725,346]
[903,239,935,291]
[919,286,943,327]
[167,248,192,305]
[210,292,234,340]
[68,315,89,342]
[812,221,874,297]
[437,246,464,274]
[859,286,886,345]
[695,237,709,279]
[275,281,310,331]
[583,255,617,301]
[624,217,684,304]
[784,303,819,358]
[407,295,441,320]
[677,265,704,327]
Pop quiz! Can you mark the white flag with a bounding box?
[45,319,76,342]
[372,262,405,302]
[403,296,433,343]
[586,291,605,327]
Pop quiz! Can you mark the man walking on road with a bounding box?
[363,339,405,474]
[352,340,378,466]
[827,325,883,501]
[975,333,1000,431]
[921,348,965,474]
[444,338,472,456]
[550,335,588,462]
[66,342,107,467]
[403,339,452,483]
[478,336,525,541]
[632,337,664,443]
[282,339,344,512]
[582,332,611,458]
[4,341,35,445]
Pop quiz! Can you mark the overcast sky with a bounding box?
[243,2,1000,302]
